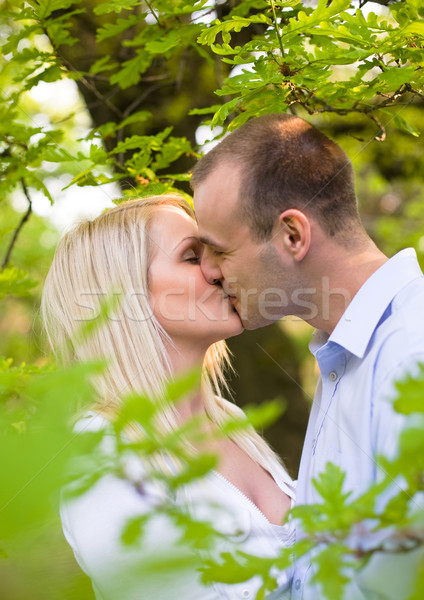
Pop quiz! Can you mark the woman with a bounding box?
[40,195,295,600]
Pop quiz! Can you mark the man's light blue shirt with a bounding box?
[292,248,424,600]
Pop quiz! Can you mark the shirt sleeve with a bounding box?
[60,413,223,600]
[60,465,225,600]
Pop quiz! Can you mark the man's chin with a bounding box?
[239,313,281,331]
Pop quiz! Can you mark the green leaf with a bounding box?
[169,453,218,489]
[114,391,156,433]
[198,14,270,47]
[152,136,192,171]
[374,67,417,91]
[110,135,153,154]
[118,110,152,129]
[393,363,424,414]
[89,56,119,76]
[24,65,63,90]
[163,367,201,406]
[243,398,286,430]
[96,14,143,43]
[0,266,38,300]
[110,51,152,89]
[313,462,351,505]
[393,114,421,138]
[144,26,200,55]
[404,22,424,37]
[189,105,222,116]
[27,175,54,205]
[62,168,99,189]
[44,9,84,46]
[210,98,240,127]
[311,543,352,600]
[0,225,17,241]
[89,144,109,163]
[93,0,139,15]
[33,0,80,20]
[0,357,107,539]
[121,514,150,546]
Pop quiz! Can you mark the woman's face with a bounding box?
[148,206,243,349]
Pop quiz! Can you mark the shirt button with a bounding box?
[241,590,250,598]
[295,578,301,590]
[329,371,337,381]
[312,437,316,448]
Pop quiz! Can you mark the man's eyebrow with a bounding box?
[173,235,200,251]
[198,236,226,251]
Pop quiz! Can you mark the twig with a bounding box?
[42,26,123,121]
[190,6,217,24]
[1,179,33,271]
[122,81,169,119]
[270,0,285,58]
[313,527,424,559]
[368,113,386,141]
[145,0,162,27]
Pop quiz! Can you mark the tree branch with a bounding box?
[1,179,33,271]
[270,0,285,59]
[359,0,394,7]
[145,0,163,27]
[42,26,124,121]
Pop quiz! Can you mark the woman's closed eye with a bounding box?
[185,253,201,264]
[183,246,202,264]
[180,237,204,264]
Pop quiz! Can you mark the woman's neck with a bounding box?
[167,342,208,421]
[176,390,205,421]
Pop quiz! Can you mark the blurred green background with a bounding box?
[1,0,424,597]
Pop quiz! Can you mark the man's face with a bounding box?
[193,162,291,330]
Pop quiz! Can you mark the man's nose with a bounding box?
[200,252,222,285]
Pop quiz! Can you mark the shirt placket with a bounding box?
[292,345,346,600]
[311,344,346,456]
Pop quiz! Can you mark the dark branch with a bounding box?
[359,0,395,7]
[1,179,33,271]
[42,26,124,121]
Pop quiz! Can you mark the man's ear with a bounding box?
[274,209,311,261]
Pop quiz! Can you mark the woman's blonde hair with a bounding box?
[40,195,286,475]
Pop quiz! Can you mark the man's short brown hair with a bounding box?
[191,114,362,243]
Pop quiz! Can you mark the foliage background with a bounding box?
[1,0,423,598]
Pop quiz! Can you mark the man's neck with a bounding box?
[307,245,389,336]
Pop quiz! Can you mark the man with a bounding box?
[191,113,424,599]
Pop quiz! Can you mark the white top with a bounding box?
[293,248,424,600]
[60,413,296,600]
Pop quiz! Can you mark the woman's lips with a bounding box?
[222,289,237,305]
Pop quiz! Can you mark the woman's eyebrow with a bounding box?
[173,235,200,251]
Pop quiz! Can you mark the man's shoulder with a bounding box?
[365,275,424,382]
[392,272,424,314]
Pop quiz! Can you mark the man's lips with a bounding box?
[223,293,237,304]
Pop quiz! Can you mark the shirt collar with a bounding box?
[312,248,423,359]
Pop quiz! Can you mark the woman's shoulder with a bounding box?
[63,410,168,506]
[72,409,111,432]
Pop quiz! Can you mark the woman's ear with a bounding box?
[274,209,311,261]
